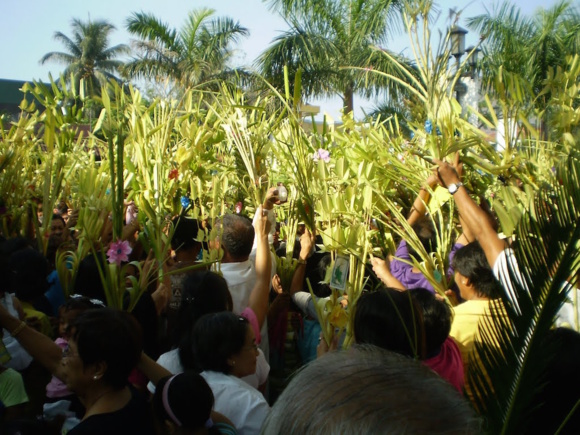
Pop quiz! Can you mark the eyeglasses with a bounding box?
[62,343,78,359]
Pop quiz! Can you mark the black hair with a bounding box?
[452,242,501,299]
[354,288,426,359]
[10,247,49,300]
[220,214,254,260]
[74,254,107,301]
[303,253,332,298]
[171,216,202,252]
[51,213,66,226]
[69,308,143,389]
[74,254,159,358]
[0,237,31,256]
[176,271,233,370]
[192,312,249,374]
[407,215,437,260]
[153,372,219,434]
[62,295,106,312]
[410,288,452,358]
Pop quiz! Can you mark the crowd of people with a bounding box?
[0,157,579,434]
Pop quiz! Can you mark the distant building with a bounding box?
[0,78,38,121]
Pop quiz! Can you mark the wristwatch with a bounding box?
[448,182,464,195]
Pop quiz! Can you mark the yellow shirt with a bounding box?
[20,301,54,339]
[450,299,506,403]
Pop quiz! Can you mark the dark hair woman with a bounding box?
[192,312,269,435]
[0,306,155,435]
[146,209,273,397]
[354,287,426,360]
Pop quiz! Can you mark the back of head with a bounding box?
[171,216,202,252]
[153,372,214,431]
[452,242,501,299]
[305,253,332,298]
[177,271,233,370]
[262,344,481,434]
[74,254,107,301]
[70,308,143,389]
[354,287,426,359]
[411,288,452,357]
[408,215,437,259]
[220,214,254,261]
[9,247,49,300]
[192,311,248,374]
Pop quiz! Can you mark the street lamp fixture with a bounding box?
[450,25,468,63]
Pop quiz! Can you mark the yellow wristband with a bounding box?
[10,321,27,338]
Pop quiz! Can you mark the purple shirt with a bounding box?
[390,240,463,293]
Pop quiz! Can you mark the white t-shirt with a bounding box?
[201,370,270,435]
[147,348,270,394]
[492,248,526,315]
[1,293,33,371]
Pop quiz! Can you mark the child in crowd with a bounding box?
[153,372,237,435]
[45,295,105,417]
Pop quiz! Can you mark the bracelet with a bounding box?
[297,259,307,265]
[10,321,27,338]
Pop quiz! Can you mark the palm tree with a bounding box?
[123,8,249,93]
[467,0,580,136]
[257,0,410,115]
[40,18,129,96]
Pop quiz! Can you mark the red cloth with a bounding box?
[423,337,465,394]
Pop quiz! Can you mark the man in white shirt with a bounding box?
[217,187,280,361]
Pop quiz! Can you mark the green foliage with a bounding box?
[40,18,129,97]
[124,8,249,94]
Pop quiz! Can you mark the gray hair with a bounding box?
[262,345,481,434]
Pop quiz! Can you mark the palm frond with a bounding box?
[468,150,580,433]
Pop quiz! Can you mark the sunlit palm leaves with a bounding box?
[124,8,249,94]
[467,150,580,433]
[40,19,129,96]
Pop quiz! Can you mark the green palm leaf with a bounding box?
[468,150,580,433]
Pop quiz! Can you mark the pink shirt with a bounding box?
[46,338,72,398]
[423,337,465,394]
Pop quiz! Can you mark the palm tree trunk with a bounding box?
[343,84,354,116]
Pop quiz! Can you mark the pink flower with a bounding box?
[106,240,132,266]
[313,148,330,163]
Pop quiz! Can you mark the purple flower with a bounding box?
[313,148,330,163]
[106,240,132,266]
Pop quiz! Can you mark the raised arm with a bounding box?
[0,304,63,378]
[289,228,315,295]
[138,352,172,387]
[370,255,406,291]
[434,156,505,267]
[248,206,272,329]
[407,174,439,226]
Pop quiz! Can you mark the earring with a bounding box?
[93,375,99,380]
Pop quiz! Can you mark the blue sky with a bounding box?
[0,0,563,119]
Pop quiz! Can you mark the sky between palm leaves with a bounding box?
[0,0,562,120]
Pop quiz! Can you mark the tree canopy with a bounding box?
[40,18,129,96]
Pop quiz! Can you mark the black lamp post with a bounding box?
[450,25,468,65]
[465,46,481,78]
